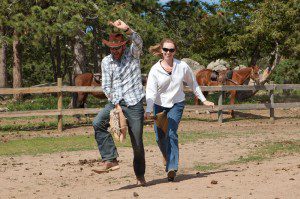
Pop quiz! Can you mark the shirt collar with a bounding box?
[156,58,178,73]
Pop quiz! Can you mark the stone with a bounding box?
[181,58,205,71]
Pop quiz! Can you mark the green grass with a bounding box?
[195,163,220,172]
[195,140,300,171]
[233,155,265,164]
[185,92,221,105]
[0,131,224,156]
[1,95,108,111]
[5,95,71,111]
[257,140,300,156]
[231,140,300,164]
[0,135,97,156]
[0,121,59,132]
[0,119,92,132]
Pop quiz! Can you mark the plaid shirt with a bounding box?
[101,31,144,106]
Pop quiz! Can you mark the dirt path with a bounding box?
[0,109,300,199]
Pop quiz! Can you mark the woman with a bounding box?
[145,38,214,182]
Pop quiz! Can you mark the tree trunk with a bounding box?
[13,30,22,100]
[48,37,57,81]
[250,44,260,66]
[259,41,281,85]
[62,50,69,82]
[237,42,280,101]
[55,36,62,78]
[0,26,7,88]
[92,24,99,73]
[72,35,87,75]
[97,25,106,73]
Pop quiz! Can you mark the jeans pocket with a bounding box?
[132,101,144,112]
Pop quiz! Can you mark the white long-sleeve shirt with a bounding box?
[145,58,206,113]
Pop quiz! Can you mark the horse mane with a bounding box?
[238,66,251,70]
[235,66,252,73]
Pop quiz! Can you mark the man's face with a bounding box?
[110,45,126,60]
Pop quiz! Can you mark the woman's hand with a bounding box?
[144,112,151,120]
[109,19,130,31]
[203,100,215,108]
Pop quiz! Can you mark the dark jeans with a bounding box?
[92,100,145,178]
[154,101,185,172]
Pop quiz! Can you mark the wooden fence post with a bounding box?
[57,78,63,132]
[269,82,275,123]
[218,90,224,123]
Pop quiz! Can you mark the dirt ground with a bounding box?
[0,108,300,199]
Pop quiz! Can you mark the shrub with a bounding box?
[271,59,300,84]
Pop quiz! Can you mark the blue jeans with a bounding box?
[93,99,145,178]
[154,101,185,172]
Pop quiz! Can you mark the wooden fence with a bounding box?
[0,78,299,132]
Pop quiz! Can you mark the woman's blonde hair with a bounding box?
[149,38,177,57]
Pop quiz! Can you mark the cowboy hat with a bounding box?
[102,33,127,47]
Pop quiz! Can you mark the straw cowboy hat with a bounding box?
[102,33,127,47]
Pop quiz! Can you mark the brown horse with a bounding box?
[72,73,148,109]
[195,66,260,117]
[194,68,229,98]
[72,73,106,109]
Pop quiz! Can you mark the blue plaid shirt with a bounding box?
[101,31,144,106]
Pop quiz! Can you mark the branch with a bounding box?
[259,41,280,85]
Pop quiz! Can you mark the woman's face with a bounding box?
[161,42,176,61]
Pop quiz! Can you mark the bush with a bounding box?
[271,59,300,84]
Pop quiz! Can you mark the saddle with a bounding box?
[225,69,233,80]
[210,69,233,84]
[210,71,219,81]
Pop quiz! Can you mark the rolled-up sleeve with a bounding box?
[184,64,206,102]
[129,31,143,59]
[145,68,158,113]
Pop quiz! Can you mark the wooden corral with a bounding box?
[0,78,299,132]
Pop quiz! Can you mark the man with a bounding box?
[92,19,146,186]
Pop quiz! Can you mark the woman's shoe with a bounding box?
[167,170,176,182]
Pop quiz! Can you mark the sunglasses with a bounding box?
[110,46,122,51]
[162,48,175,53]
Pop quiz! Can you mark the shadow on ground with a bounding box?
[111,169,238,191]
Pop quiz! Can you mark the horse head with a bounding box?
[250,65,260,85]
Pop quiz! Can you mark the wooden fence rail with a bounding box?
[1,84,299,95]
[0,78,299,132]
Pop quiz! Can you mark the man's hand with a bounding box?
[109,19,130,31]
[203,100,215,108]
[115,104,121,110]
[144,112,151,120]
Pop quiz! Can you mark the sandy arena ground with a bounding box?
[0,108,299,199]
